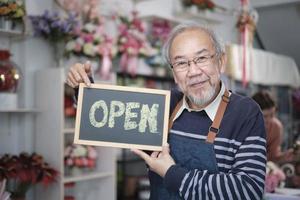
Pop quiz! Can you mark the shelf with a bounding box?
[0,108,40,113]
[117,72,174,82]
[0,29,26,38]
[64,128,75,134]
[63,171,114,183]
[174,9,224,24]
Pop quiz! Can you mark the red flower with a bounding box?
[0,152,59,197]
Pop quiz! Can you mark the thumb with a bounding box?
[84,61,92,75]
[162,144,170,154]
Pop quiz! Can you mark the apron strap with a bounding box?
[168,89,230,144]
[168,99,183,132]
[206,89,230,143]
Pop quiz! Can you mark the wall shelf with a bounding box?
[63,171,114,183]
[0,29,26,39]
[174,9,224,24]
[0,108,40,113]
[117,72,174,82]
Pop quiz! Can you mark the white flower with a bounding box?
[84,23,96,33]
[65,41,76,51]
[73,145,87,157]
[76,37,84,45]
[83,43,96,56]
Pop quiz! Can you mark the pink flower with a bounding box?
[83,33,94,43]
[87,146,97,159]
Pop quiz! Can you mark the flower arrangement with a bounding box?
[115,11,157,75]
[64,144,97,174]
[55,0,99,23]
[265,161,286,193]
[145,19,171,68]
[0,0,26,20]
[0,152,59,199]
[29,10,79,43]
[65,21,117,78]
[182,0,215,11]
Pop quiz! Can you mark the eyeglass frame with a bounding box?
[170,53,218,72]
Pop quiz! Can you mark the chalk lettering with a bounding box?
[89,100,108,128]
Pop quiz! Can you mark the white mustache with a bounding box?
[187,77,208,86]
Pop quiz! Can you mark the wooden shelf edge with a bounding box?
[0,108,40,113]
[0,29,27,38]
[63,171,114,183]
[174,10,224,24]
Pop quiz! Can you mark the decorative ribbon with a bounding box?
[120,53,138,76]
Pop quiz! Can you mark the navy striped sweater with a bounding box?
[163,89,266,200]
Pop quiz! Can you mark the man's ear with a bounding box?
[218,53,227,73]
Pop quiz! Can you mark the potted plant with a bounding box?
[0,152,59,200]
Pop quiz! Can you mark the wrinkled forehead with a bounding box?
[170,29,215,59]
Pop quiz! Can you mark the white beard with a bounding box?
[187,84,217,107]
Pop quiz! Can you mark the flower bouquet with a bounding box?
[115,11,157,76]
[182,0,215,11]
[65,21,117,79]
[265,161,286,193]
[0,152,59,199]
[145,19,171,76]
[29,10,79,66]
[0,0,26,31]
[29,10,78,43]
[64,144,97,176]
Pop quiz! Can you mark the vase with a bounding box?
[53,42,65,68]
[0,17,12,31]
[0,50,21,109]
[11,19,24,33]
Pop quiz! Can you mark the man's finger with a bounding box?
[84,60,92,74]
[151,151,159,158]
[66,79,74,88]
[162,145,170,154]
[70,68,82,82]
[78,65,91,87]
[131,149,152,164]
[68,73,78,88]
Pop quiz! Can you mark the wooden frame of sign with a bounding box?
[74,83,171,151]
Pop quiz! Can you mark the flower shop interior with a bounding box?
[1,0,300,200]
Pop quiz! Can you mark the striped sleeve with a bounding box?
[164,111,266,200]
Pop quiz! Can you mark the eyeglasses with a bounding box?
[170,53,217,72]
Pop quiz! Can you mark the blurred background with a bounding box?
[0,0,300,200]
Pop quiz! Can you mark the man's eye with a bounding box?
[176,62,187,67]
[195,56,208,63]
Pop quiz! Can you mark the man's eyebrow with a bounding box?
[173,55,186,60]
[195,49,209,55]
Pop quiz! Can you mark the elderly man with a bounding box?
[67,23,266,200]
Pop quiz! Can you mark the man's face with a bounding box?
[169,29,225,108]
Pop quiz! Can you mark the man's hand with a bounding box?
[131,144,175,177]
[66,61,92,88]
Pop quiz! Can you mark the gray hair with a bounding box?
[162,22,225,66]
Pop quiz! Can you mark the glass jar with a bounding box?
[0,50,21,93]
[0,50,21,109]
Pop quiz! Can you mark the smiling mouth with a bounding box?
[189,80,207,87]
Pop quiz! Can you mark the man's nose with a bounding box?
[187,62,202,76]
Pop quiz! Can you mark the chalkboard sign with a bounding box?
[74,83,171,151]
